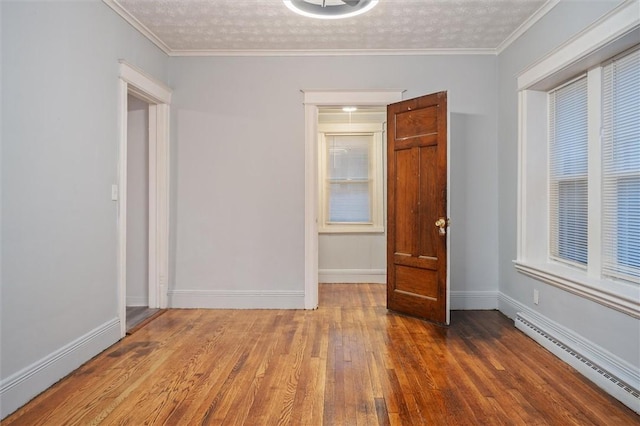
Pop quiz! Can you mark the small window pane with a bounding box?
[327,135,370,180]
[557,180,588,264]
[615,177,640,273]
[328,182,371,222]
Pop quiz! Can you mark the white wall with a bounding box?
[168,54,500,308]
[0,0,168,418]
[318,234,386,282]
[126,95,149,306]
[497,0,639,368]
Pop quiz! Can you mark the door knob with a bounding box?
[435,217,449,236]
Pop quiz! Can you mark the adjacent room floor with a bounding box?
[125,306,162,333]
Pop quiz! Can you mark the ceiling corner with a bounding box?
[496,0,561,55]
[102,0,173,56]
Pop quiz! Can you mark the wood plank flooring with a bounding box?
[4,284,638,425]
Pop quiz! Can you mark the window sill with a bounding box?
[514,260,639,319]
[319,225,384,234]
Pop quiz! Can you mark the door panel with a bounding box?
[418,146,439,258]
[394,106,438,141]
[395,266,438,299]
[387,92,448,324]
[393,148,418,256]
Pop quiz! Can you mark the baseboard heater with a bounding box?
[515,312,639,413]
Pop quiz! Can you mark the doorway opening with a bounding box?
[302,90,404,309]
[317,106,387,286]
[117,61,172,337]
[125,94,162,332]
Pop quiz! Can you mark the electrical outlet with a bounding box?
[533,289,539,305]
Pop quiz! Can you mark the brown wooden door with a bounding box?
[387,91,448,325]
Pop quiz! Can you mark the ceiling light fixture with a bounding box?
[283,0,379,20]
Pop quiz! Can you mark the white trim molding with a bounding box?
[0,319,121,419]
[118,61,172,337]
[168,290,305,309]
[515,261,640,319]
[103,0,172,55]
[167,48,497,57]
[319,269,386,284]
[119,61,172,104]
[518,0,640,91]
[499,292,639,413]
[496,0,560,54]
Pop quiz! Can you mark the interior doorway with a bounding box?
[317,106,387,285]
[117,61,172,337]
[302,90,404,309]
[125,94,160,332]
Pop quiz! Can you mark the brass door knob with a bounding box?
[435,217,449,236]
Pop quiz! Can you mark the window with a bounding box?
[547,52,640,280]
[515,0,639,317]
[602,48,640,282]
[326,134,372,223]
[318,122,384,233]
[549,76,589,266]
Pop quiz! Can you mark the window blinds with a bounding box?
[602,48,640,282]
[326,134,372,223]
[549,76,589,266]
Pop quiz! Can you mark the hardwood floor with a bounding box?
[4,284,638,425]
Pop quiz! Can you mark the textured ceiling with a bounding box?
[107,0,551,55]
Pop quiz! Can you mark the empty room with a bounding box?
[1,0,639,424]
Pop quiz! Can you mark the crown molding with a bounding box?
[496,0,561,55]
[104,0,560,58]
[167,48,497,57]
[103,0,172,55]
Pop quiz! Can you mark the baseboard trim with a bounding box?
[450,291,498,310]
[0,318,121,419]
[499,292,640,413]
[168,289,305,309]
[318,268,386,284]
[126,296,147,307]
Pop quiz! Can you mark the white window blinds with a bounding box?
[326,134,372,223]
[602,48,640,282]
[549,76,589,266]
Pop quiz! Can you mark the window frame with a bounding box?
[515,0,640,318]
[318,122,385,233]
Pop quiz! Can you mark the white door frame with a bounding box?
[118,61,172,337]
[302,89,404,309]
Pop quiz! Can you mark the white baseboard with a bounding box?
[499,292,640,414]
[0,318,121,420]
[168,289,305,309]
[450,291,498,310]
[126,296,147,307]
[318,268,386,284]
